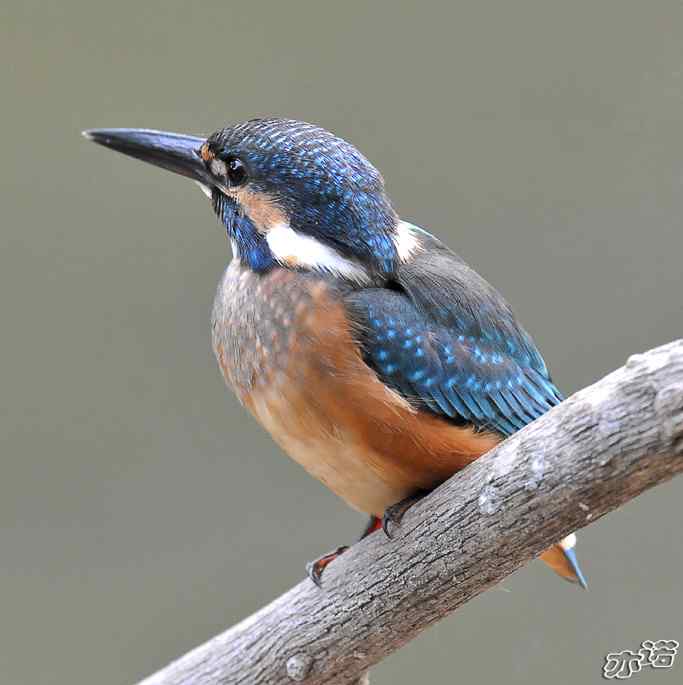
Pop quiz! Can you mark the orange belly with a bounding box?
[212,263,500,516]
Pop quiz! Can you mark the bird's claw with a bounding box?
[306,545,349,588]
[381,491,428,539]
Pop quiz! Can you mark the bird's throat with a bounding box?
[212,190,275,272]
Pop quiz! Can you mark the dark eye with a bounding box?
[226,156,248,187]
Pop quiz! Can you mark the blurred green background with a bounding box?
[1,1,682,683]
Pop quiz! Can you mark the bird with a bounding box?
[84,118,587,589]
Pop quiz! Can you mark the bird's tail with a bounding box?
[539,533,588,589]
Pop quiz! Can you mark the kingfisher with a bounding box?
[84,118,587,589]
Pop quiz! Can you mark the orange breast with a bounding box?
[212,263,500,516]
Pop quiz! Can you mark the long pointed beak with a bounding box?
[82,128,212,185]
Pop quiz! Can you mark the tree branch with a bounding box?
[138,340,683,685]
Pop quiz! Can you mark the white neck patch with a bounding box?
[394,221,423,261]
[266,222,371,284]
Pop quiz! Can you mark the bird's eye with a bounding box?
[225,156,248,187]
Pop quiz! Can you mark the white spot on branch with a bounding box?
[286,654,313,681]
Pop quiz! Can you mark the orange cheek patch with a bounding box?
[234,188,287,233]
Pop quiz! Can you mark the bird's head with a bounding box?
[85,118,418,281]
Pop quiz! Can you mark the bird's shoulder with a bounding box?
[344,224,563,436]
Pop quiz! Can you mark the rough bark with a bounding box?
[138,340,683,685]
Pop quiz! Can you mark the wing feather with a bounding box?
[345,226,563,437]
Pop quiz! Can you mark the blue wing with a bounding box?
[345,226,563,437]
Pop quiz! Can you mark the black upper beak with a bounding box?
[82,128,212,186]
